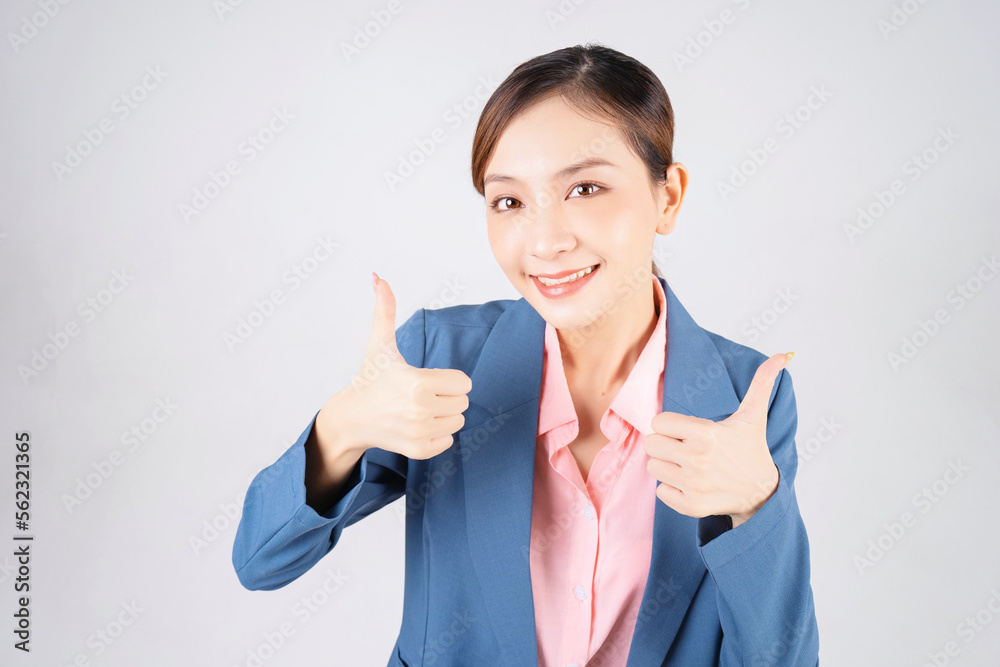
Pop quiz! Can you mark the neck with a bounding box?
[556,278,659,392]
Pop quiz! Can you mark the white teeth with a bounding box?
[537,265,595,286]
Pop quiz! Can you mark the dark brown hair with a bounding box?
[471,43,675,278]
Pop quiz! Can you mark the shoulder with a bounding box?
[703,330,769,385]
[424,298,515,330]
[699,328,793,408]
[395,297,520,371]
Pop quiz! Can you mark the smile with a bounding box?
[531,264,600,299]
[535,265,598,286]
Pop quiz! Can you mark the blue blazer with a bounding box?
[233,276,820,666]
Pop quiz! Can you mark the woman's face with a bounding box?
[483,94,685,334]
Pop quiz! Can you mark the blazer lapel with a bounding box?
[460,295,546,665]
[625,277,743,666]
[459,277,743,666]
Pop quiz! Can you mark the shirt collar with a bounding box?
[537,275,668,440]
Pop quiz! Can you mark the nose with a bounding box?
[523,196,576,261]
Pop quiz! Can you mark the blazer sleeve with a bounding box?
[231,308,426,591]
[696,367,821,665]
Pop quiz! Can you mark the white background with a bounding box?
[1,0,998,665]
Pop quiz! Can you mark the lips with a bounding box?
[531,264,600,297]
[532,264,600,280]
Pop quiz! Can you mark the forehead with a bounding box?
[485,95,634,181]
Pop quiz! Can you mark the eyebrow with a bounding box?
[483,156,617,190]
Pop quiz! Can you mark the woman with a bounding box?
[233,43,819,666]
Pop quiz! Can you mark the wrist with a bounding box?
[729,510,753,529]
[304,391,368,512]
[730,465,780,528]
[316,389,367,460]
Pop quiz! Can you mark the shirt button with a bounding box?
[583,504,595,519]
[568,664,580,667]
[573,585,587,600]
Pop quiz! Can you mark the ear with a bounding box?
[655,162,689,236]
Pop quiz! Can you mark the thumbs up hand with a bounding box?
[642,352,793,528]
[316,273,472,462]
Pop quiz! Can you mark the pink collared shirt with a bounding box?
[530,276,668,667]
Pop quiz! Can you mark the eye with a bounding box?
[570,182,602,197]
[487,182,603,214]
[488,195,522,213]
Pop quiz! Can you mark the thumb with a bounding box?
[366,272,402,361]
[731,351,794,424]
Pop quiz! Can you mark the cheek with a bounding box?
[579,199,639,252]
[608,198,657,254]
[486,222,518,270]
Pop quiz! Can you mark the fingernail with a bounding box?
[784,351,795,363]
[372,271,379,293]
